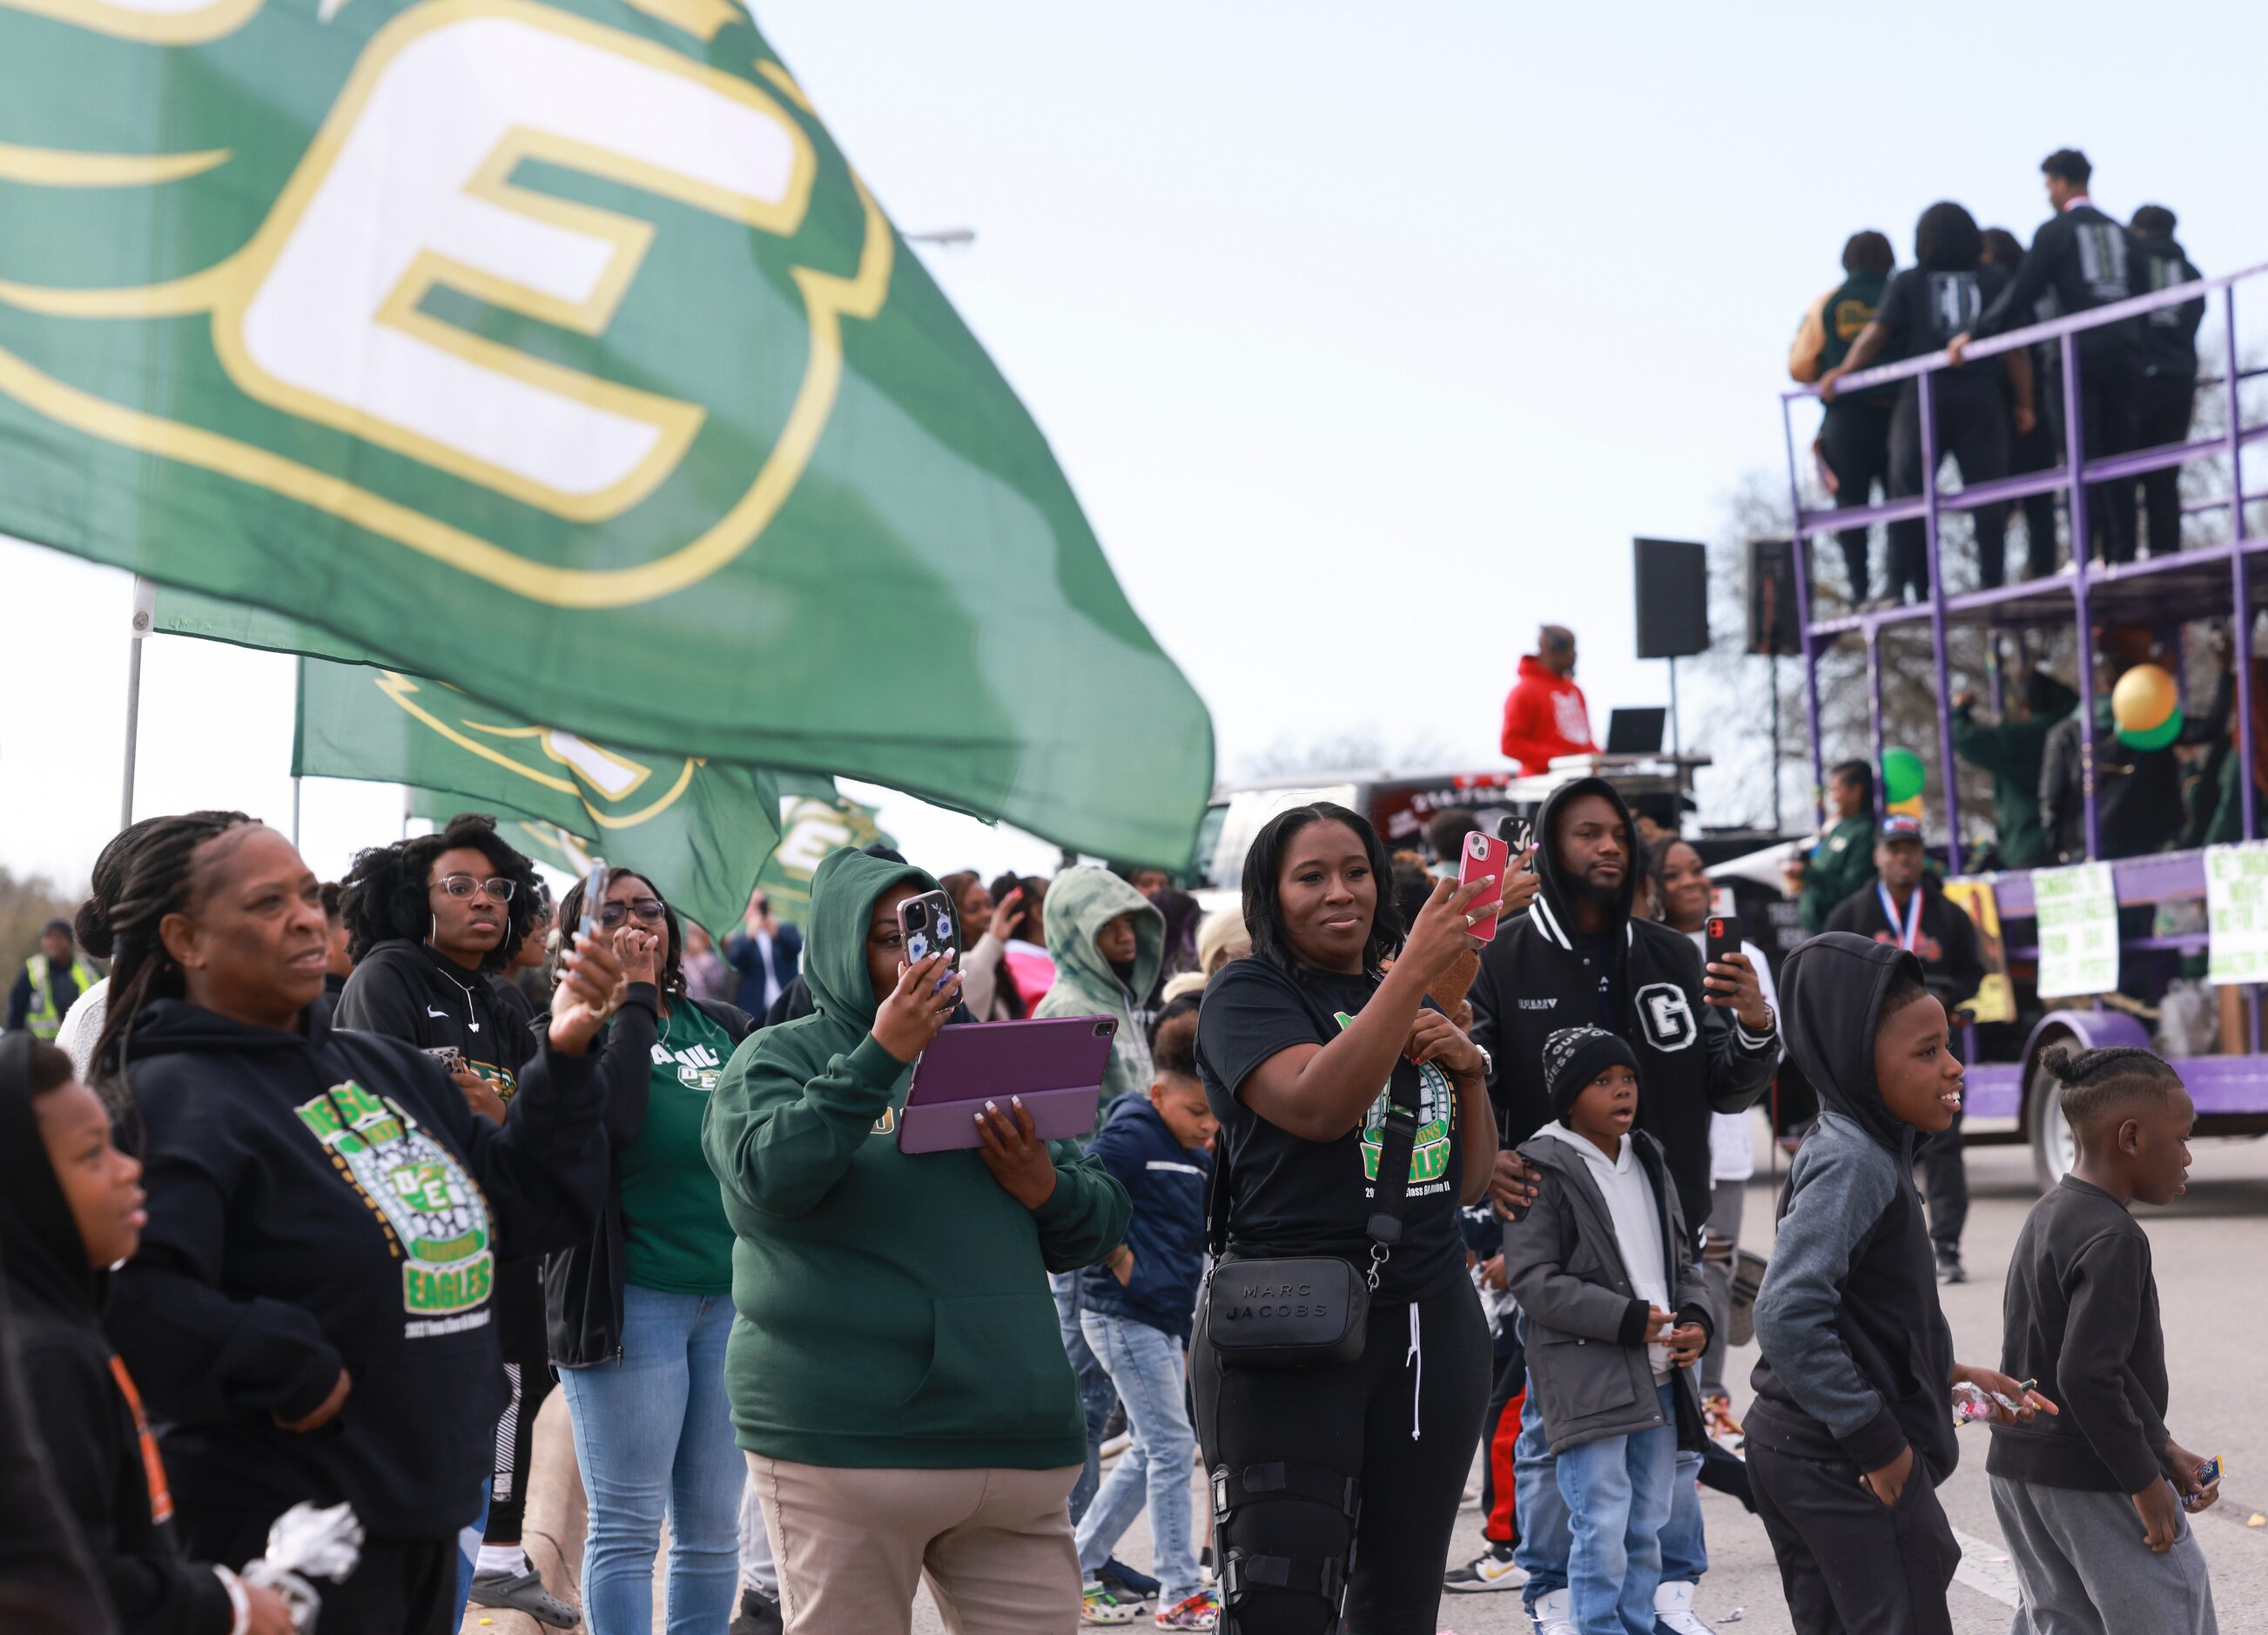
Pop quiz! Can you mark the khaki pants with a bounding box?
[747,1454,1080,1635]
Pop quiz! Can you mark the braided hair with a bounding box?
[88,811,255,1102]
[2039,1043,2183,1139]
[338,812,542,972]
[75,815,168,958]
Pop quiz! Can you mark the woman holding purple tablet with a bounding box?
[703,847,1130,1635]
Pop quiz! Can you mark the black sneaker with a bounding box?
[729,1585,784,1635]
[1935,1250,1967,1285]
[468,1567,582,1629]
[1098,1556,1160,1604]
[1443,1539,1527,1593]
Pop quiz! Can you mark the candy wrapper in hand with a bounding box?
[241,1502,363,1631]
[1950,1380,2022,1427]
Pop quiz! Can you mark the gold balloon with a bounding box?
[2110,663,2178,735]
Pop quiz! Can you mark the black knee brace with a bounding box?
[1210,1460,1359,1631]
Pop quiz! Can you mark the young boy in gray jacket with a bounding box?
[1504,1026,1711,1635]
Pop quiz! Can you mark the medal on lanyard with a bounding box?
[1877,882,1921,952]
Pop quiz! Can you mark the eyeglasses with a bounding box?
[434,875,516,901]
[596,898,666,927]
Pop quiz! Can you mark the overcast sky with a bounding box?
[5,0,2265,895]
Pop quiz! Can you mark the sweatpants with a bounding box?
[486,1260,552,1547]
[2069,347,2143,563]
[1748,1441,1959,1635]
[1914,1105,1969,1262]
[1818,399,1894,602]
[1888,373,2011,598]
[2011,360,2063,576]
[1477,1342,1527,1546]
[746,1455,1080,1635]
[1989,1475,2218,1635]
[1191,1278,1491,1634]
[2134,370,2197,558]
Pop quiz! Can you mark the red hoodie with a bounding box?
[1500,655,1597,775]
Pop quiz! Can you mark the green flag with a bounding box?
[154,582,392,666]
[296,657,779,937]
[0,0,1213,865]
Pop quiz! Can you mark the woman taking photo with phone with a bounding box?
[542,869,757,1635]
[1191,802,1500,1635]
[90,811,619,1635]
[703,847,1129,1635]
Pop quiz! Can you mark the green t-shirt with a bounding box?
[620,1001,737,1295]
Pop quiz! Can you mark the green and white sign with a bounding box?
[0,0,1213,865]
[2032,862,2120,1000]
[2205,842,2268,987]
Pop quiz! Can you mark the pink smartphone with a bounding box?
[1459,829,1509,941]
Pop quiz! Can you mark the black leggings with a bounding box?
[486,1259,552,1545]
[1191,1277,1489,1634]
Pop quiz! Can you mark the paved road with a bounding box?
[477,1116,2268,1635]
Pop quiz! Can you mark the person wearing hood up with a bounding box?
[2128,205,2204,558]
[89,811,619,1635]
[1500,625,1599,777]
[1746,933,2049,1635]
[1033,867,1167,1531]
[1467,776,1777,1634]
[0,1268,117,1635]
[0,1033,297,1635]
[701,847,1129,1635]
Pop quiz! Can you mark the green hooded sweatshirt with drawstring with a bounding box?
[1034,866,1164,1107]
[702,848,1130,1470]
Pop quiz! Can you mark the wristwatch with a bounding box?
[1474,1042,1494,1077]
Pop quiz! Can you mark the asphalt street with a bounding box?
[904,1118,2268,1635]
[473,1115,2268,1635]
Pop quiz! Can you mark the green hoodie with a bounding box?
[702,848,1130,1470]
[1034,866,1165,1107]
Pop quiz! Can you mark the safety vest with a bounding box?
[23,952,96,1041]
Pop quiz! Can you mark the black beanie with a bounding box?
[1542,1026,1639,1122]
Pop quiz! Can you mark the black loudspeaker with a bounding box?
[1746,537,1800,656]
[1632,537,1709,659]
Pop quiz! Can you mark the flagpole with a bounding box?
[292,777,303,848]
[401,785,412,840]
[122,576,155,830]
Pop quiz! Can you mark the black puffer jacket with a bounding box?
[542,985,754,1368]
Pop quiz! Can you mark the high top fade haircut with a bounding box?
[338,811,543,972]
[2039,1043,2183,1139]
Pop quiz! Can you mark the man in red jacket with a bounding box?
[1501,625,1598,774]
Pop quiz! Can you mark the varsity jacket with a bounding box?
[1468,777,1779,1235]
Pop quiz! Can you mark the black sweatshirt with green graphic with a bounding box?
[105,999,605,1540]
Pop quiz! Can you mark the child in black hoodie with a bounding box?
[1747,934,2050,1635]
[0,1033,295,1635]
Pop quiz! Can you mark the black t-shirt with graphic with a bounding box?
[1877,261,2013,363]
[1195,958,1465,1303]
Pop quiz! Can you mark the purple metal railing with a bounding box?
[1781,256,2267,868]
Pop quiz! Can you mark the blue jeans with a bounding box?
[1515,1364,1707,1610]
[1051,1270,1118,1521]
[1555,1383,1679,1635]
[557,1287,744,1635]
[1074,1311,1201,1604]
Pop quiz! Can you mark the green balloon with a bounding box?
[1881,747,1927,805]
[2117,708,2184,751]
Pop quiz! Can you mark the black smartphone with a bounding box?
[1706,914,1744,972]
[895,889,959,992]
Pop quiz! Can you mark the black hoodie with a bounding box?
[0,1034,231,1634]
[104,999,605,1542]
[1468,777,1779,1234]
[2130,230,2204,380]
[334,939,537,1098]
[1747,935,1957,1484]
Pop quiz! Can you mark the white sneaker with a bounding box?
[1532,1586,1577,1635]
[1653,1579,1716,1634]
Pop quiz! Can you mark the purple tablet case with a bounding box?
[895,1014,1117,1154]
